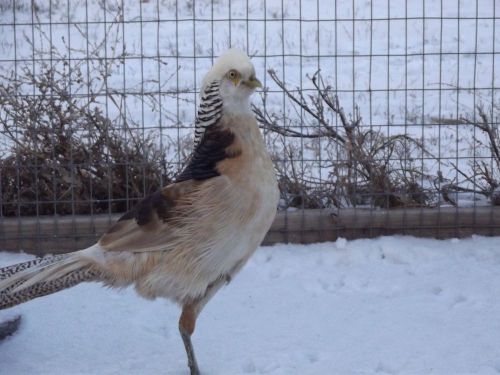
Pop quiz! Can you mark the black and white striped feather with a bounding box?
[0,253,101,310]
[194,80,223,147]
[0,254,69,281]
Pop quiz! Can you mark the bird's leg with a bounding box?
[178,276,228,375]
[179,304,200,375]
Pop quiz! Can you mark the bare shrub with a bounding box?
[0,18,178,216]
[0,62,174,216]
[433,106,500,206]
[266,137,340,210]
[255,70,436,209]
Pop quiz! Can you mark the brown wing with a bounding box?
[98,180,199,252]
[98,123,241,253]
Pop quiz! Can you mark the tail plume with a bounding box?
[0,252,101,310]
[0,255,69,280]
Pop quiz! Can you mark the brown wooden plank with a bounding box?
[1,207,500,255]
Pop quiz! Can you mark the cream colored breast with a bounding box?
[217,113,279,212]
[204,113,279,272]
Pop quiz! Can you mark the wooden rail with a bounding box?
[1,206,499,255]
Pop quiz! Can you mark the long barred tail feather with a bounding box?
[0,267,99,310]
[0,254,69,281]
[0,251,102,310]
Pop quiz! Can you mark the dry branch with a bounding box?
[432,105,500,205]
[256,69,437,209]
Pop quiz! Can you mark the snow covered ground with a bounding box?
[2,235,500,374]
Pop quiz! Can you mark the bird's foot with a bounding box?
[180,326,201,375]
[188,360,201,375]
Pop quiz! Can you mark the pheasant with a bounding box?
[0,48,279,375]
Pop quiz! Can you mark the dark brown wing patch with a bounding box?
[102,189,176,243]
[117,190,173,226]
[99,181,199,250]
[176,125,240,182]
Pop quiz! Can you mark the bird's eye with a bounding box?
[228,70,237,79]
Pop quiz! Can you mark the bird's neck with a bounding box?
[222,95,252,116]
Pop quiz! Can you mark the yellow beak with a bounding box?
[242,77,263,89]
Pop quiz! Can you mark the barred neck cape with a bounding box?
[194,80,223,148]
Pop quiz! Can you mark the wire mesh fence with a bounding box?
[0,0,499,251]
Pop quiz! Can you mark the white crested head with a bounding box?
[201,49,262,114]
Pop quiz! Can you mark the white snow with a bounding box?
[2,235,500,374]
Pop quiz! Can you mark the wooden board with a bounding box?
[1,207,499,255]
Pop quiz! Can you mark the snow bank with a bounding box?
[1,235,500,374]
